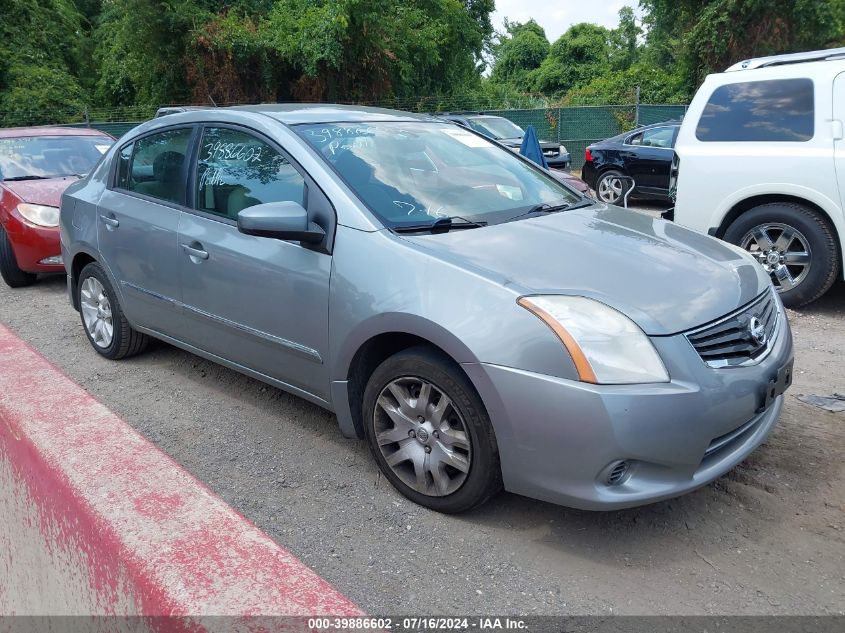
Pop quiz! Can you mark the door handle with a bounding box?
[100,214,119,228]
[181,243,209,260]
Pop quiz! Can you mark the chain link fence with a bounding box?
[0,100,688,171]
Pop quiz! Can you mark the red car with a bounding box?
[0,127,114,287]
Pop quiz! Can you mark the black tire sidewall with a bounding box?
[362,347,501,513]
[724,203,840,308]
[77,262,126,359]
[0,225,36,288]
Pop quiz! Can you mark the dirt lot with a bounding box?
[0,266,843,615]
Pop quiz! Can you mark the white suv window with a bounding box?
[695,78,814,142]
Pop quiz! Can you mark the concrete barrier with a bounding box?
[0,324,361,627]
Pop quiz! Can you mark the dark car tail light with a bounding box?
[584,147,593,162]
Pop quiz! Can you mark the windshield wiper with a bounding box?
[2,175,52,181]
[1,173,85,182]
[505,198,593,223]
[393,216,488,234]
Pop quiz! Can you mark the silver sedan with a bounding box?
[60,105,794,513]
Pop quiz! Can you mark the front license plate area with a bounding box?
[757,359,793,413]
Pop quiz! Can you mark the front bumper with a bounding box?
[468,305,793,510]
[546,152,571,169]
[3,214,63,273]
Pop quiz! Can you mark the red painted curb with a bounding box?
[0,323,362,622]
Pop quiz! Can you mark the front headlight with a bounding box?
[518,295,670,384]
[16,203,60,227]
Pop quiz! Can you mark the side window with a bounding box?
[696,78,814,142]
[115,143,132,189]
[195,127,306,220]
[126,128,193,204]
[640,126,676,148]
[627,132,643,146]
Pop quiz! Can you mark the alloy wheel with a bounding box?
[740,223,812,291]
[80,277,114,348]
[373,376,472,497]
[597,176,623,203]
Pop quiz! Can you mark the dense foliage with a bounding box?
[489,0,845,105]
[0,0,843,125]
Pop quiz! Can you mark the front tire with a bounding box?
[77,262,149,359]
[0,226,36,288]
[363,346,502,513]
[724,203,840,308]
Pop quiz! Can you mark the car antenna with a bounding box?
[208,94,218,107]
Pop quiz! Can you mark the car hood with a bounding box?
[400,205,770,335]
[1,176,81,207]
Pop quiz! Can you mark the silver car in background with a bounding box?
[60,105,794,513]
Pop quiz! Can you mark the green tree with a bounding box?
[262,0,494,102]
[489,19,550,90]
[94,0,210,106]
[609,6,641,71]
[641,0,845,91]
[0,0,88,124]
[529,23,612,95]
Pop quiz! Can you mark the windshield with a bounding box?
[466,117,525,140]
[0,135,113,180]
[296,121,579,228]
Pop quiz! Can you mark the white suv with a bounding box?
[673,47,845,307]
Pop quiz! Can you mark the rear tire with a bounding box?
[363,346,502,513]
[595,169,629,206]
[724,203,840,308]
[77,262,149,360]
[0,226,36,288]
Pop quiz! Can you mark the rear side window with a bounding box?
[124,128,193,204]
[195,127,306,220]
[696,78,814,142]
[628,126,677,148]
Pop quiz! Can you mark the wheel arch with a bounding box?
[68,249,126,313]
[69,251,98,310]
[334,316,484,439]
[716,194,841,244]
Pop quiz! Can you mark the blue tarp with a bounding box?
[519,125,548,169]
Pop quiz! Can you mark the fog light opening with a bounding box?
[39,256,63,265]
[605,460,631,486]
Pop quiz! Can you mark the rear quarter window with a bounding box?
[695,78,814,142]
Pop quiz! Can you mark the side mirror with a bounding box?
[237,201,325,244]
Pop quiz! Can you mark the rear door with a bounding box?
[97,126,194,332]
[176,124,333,400]
[835,72,845,220]
[621,125,678,193]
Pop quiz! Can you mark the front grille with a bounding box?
[543,149,560,157]
[686,290,779,368]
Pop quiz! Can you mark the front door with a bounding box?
[623,125,678,193]
[176,125,332,400]
[97,127,194,332]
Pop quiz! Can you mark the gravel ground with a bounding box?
[1,265,843,616]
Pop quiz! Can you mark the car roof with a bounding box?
[226,103,437,125]
[438,113,504,120]
[124,104,451,141]
[594,120,681,145]
[0,126,113,139]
